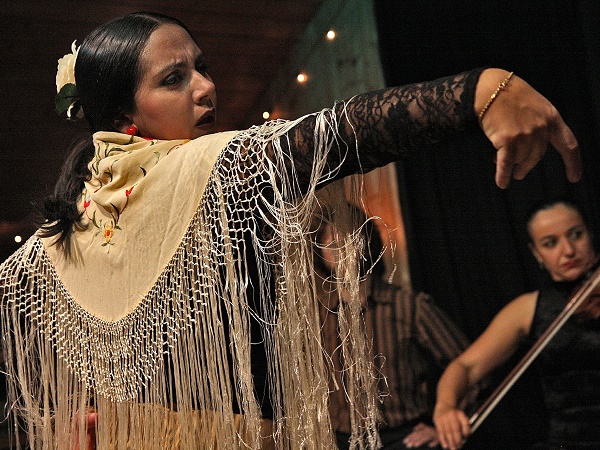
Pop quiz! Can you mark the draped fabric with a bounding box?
[0,121,378,449]
[46,131,229,321]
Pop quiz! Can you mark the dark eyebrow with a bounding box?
[156,52,205,78]
[156,61,187,78]
[568,224,585,233]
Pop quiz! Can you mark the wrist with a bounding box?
[474,68,513,119]
[433,401,457,419]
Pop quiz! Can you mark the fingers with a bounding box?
[403,423,438,448]
[495,142,547,189]
[71,410,97,450]
[429,438,440,448]
[511,143,546,181]
[87,412,98,449]
[435,411,471,450]
[480,72,582,188]
[549,115,581,183]
[494,147,515,189]
[494,122,581,189]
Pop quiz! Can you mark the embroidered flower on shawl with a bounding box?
[55,40,83,119]
[83,193,91,209]
[83,135,189,251]
[83,190,120,252]
[103,224,115,244]
[83,187,126,252]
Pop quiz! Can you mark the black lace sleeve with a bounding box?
[210,69,483,222]
[284,68,484,191]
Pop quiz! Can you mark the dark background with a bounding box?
[375,0,600,447]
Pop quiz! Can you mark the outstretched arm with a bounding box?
[283,68,580,191]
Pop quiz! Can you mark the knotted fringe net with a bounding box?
[0,108,381,449]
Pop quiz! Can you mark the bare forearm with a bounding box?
[434,360,473,418]
[434,360,475,449]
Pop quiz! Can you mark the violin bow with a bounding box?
[468,264,600,434]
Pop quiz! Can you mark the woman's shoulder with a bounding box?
[499,290,539,334]
[511,290,539,306]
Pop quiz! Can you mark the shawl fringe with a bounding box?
[1,113,381,449]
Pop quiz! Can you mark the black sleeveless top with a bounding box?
[530,274,600,448]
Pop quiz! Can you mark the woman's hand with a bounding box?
[433,405,471,450]
[403,422,439,448]
[476,69,581,189]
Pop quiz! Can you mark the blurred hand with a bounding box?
[403,422,439,448]
[434,407,471,450]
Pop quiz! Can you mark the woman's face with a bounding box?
[529,203,596,282]
[125,23,217,140]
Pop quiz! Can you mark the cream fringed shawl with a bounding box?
[1,116,380,449]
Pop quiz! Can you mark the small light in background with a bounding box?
[326,29,336,40]
[14,235,22,243]
[296,73,307,84]
[262,111,270,120]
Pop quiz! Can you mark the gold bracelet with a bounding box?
[478,71,514,121]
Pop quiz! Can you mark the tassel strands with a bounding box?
[1,112,380,448]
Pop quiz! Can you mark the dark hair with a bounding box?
[76,12,191,132]
[525,196,591,243]
[38,12,192,251]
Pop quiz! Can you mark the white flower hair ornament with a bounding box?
[55,40,83,119]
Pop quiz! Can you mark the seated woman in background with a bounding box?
[433,198,600,450]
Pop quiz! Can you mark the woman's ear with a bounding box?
[112,114,134,134]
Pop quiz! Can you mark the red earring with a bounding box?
[126,125,138,136]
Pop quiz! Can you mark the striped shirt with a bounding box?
[320,277,469,433]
